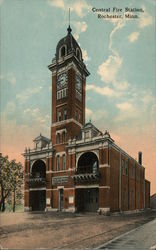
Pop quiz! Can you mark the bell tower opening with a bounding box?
[61,46,66,57]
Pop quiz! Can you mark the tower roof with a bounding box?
[56,26,82,61]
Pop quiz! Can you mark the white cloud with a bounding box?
[139,12,153,28]
[23,107,50,127]
[74,21,87,33]
[86,107,93,117]
[0,73,17,85]
[48,0,64,9]
[142,91,155,105]
[0,0,3,6]
[47,0,91,18]
[86,84,120,97]
[73,21,87,40]
[16,86,43,103]
[115,102,138,122]
[109,19,125,54]
[128,32,139,43]
[8,73,16,85]
[116,102,133,111]
[85,107,107,123]
[98,55,122,84]
[82,48,90,62]
[70,1,91,18]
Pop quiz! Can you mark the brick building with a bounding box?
[23,26,150,213]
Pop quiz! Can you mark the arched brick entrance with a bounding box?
[29,160,46,211]
[75,152,99,212]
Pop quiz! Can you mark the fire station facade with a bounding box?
[23,26,150,213]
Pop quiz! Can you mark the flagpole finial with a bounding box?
[69,8,70,26]
[67,8,72,34]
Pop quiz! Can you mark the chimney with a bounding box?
[138,151,142,165]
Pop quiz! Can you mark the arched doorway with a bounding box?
[29,160,46,211]
[75,152,99,212]
[77,152,99,174]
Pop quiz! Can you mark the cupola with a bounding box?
[55,25,83,62]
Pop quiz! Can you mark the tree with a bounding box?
[0,154,11,211]
[10,160,23,212]
[0,154,23,212]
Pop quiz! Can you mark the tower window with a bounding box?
[62,131,66,143]
[76,48,81,60]
[56,155,60,171]
[61,46,65,57]
[75,89,82,101]
[57,88,67,100]
[79,112,81,123]
[57,111,61,122]
[56,133,60,144]
[62,154,66,170]
[64,109,67,120]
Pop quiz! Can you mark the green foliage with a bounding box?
[0,153,23,212]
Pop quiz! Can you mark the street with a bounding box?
[0,211,156,249]
[98,218,156,250]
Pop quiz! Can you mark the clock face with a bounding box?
[75,75,82,92]
[57,73,67,89]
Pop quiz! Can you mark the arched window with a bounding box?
[62,154,66,170]
[56,155,60,171]
[77,152,99,174]
[32,160,46,179]
[76,48,81,60]
[64,109,67,120]
[62,131,66,143]
[56,133,60,144]
[57,111,61,122]
[61,46,65,57]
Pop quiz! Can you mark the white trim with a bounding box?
[51,118,83,128]
[99,186,110,189]
[47,187,75,191]
[52,187,75,191]
[29,187,46,191]
[76,150,99,170]
[99,164,110,168]
[64,187,75,190]
[56,151,66,156]
[49,168,76,173]
[75,185,99,189]
[56,102,67,108]
[30,159,46,173]
[56,128,67,134]
[57,186,64,189]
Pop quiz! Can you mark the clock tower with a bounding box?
[48,26,90,146]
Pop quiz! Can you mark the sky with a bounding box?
[0,0,155,194]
